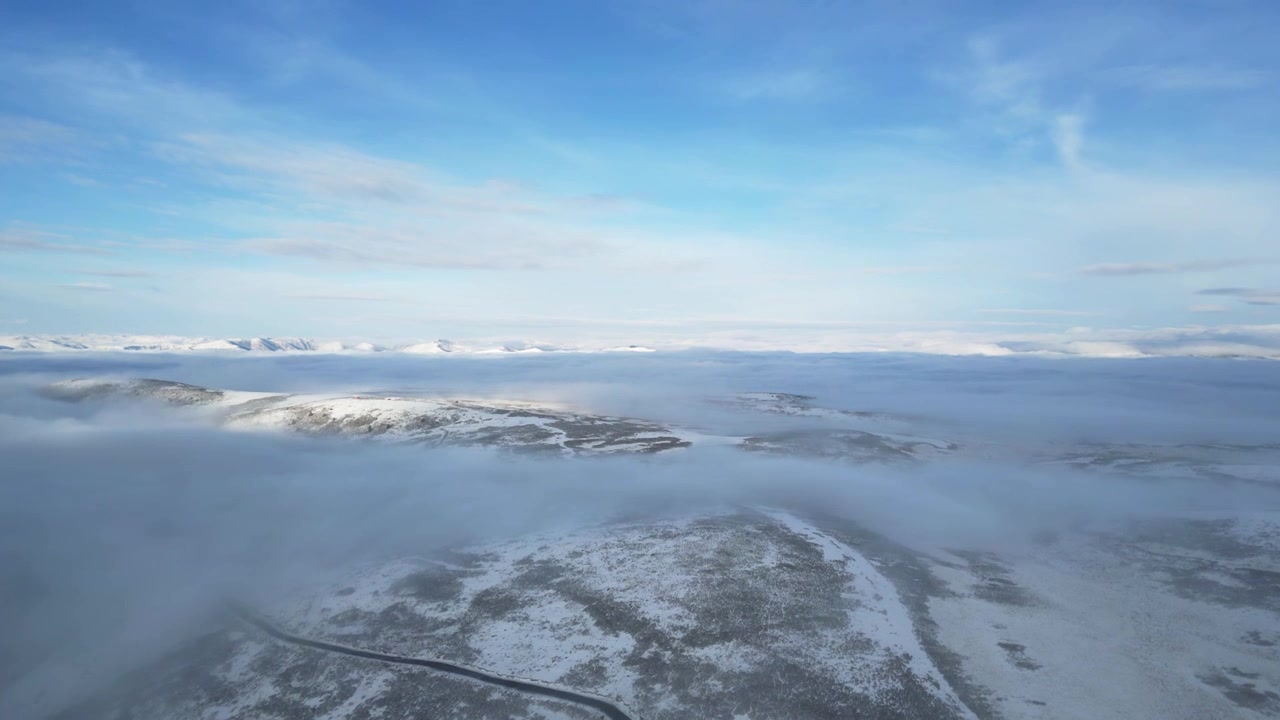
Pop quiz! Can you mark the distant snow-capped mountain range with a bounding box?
[0,335,657,355]
[5,326,1280,358]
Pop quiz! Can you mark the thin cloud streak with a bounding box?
[0,115,78,162]
[1197,287,1280,306]
[285,293,406,303]
[79,269,155,278]
[1104,64,1269,92]
[1,228,114,256]
[725,69,830,101]
[977,308,1099,316]
[1080,259,1277,276]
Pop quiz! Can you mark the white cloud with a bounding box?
[0,115,77,163]
[977,309,1098,316]
[4,31,1280,335]
[952,36,1092,171]
[79,269,154,278]
[283,293,405,303]
[150,133,718,272]
[1053,113,1086,170]
[15,49,243,128]
[1198,287,1280,306]
[725,69,828,101]
[0,227,113,255]
[962,36,1042,119]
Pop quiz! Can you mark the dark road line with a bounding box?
[230,604,639,720]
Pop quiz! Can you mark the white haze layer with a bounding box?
[1,351,1278,716]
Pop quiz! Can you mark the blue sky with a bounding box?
[1,0,1278,345]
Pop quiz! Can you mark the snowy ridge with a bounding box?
[54,510,985,718]
[257,509,977,720]
[43,378,974,462]
[44,378,695,456]
[6,326,1280,357]
[51,379,1278,480]
[764,510,977,718]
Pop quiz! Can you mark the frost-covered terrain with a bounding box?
[53,511,980,720]
[924,513,1280,719]
[45,508,1280,720]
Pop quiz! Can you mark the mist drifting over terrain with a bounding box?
[2,352,1279,717]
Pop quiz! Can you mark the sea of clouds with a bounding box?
[2,350,1279,716]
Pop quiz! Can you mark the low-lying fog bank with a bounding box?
[2,351,1277,718]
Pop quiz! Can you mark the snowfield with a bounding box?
[925,514,1280,719]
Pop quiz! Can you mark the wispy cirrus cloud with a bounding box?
[977,308,1099,316]
[79,269,154,278]
[1197,287,1280,306]
[3,5,1280,337]
[151,133,711,272]
[12,48,243,129]
[1052,113,1086,169]
[951,36,1093,171]
[7,37,729,282]
[239,221,605,271]
[0,227,113,256]
[724,69,830,101]
[1080,258,1277,276]
[58,282,115,292]
[0,115,78,163]
[283,293,405,303]
[1105,64,1269,92]
[959,36,1043,120]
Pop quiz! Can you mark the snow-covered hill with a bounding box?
[44,379,981,463]
[54,510,981,720]
[55,378,1278,478]
[45,378,694,456]
[46,378,1280,484]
